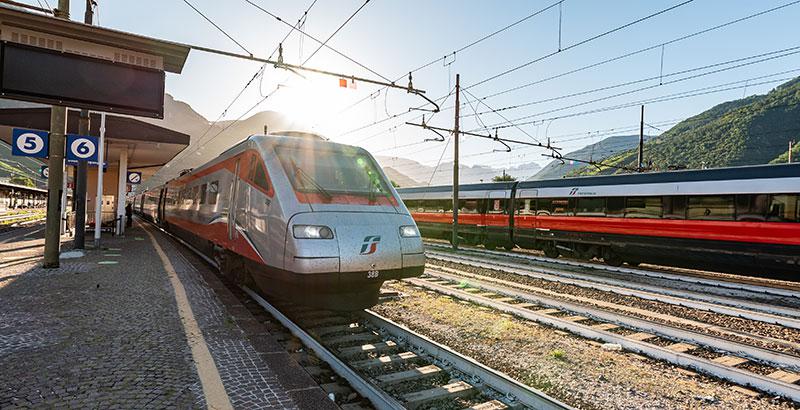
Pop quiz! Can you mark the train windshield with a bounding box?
[276,145,391,197]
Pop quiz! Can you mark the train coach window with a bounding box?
[606,197,625,217]
[687,195,735,220]
[767,194,799,222]
[625,197,662,218]
[253,163,270,192]
[516,199,535,215]
[488,199,506,214]
[735,194,768,221]
[459,199,482,214]
[576,197,605,216]
[199,184,207,205]
[208,181,219,205]
[547,198,574,216]
[663,196,687,219]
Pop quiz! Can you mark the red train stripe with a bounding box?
[410,212,800,246]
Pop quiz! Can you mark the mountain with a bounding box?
[375,155,541,187]
[530,134,654,180]
[575,77,800,175]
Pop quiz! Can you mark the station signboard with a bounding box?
[0,42,165,118]
[126,171,142,184]
[66,134,99,162]
[11,127,48,158]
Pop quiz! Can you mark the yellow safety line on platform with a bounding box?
[141,222,233,410]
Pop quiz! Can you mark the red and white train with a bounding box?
[397,164,800,276]
[136,132,425,309]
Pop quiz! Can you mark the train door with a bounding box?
[228,158,241,241]
[157,188,167,224]
[247,154,270,262]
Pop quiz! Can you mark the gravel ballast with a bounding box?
[374,281,797,410]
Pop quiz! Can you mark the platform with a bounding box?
[0,222,336,409]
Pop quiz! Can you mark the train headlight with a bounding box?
[293,225,334,239]
[399,225,420,238]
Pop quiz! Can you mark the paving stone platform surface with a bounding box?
[0,223,334,409]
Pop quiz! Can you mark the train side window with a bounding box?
[663,196,687,219]
[208,181,219,205]
[459,199,480,214]
[625,196,662,218]
[687,195,734,220]
[735,194,768,221]
[576,197,605,216]
[550,198,574,216]
[767,194,799,222]
[488,199,505,214]
[199,184,207,205]
[606,197,624,217]
[517,198,534,215]
[253,163,270,192]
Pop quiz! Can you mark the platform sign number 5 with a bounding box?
[66,134,99,162]
[12,128,49,158]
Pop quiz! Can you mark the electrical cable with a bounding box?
[244,0,390,81]
[181,0,253,56]
[463,0,695,91]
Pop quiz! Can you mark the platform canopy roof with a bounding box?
[0,107,190,171]
[0,4,190,73]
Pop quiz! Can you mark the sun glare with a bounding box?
[269,75,353,133]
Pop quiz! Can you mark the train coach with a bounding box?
[397,163,800,276]
[137,131,425,310]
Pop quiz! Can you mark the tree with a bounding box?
[9,176,35,187]
[492,170,517,182]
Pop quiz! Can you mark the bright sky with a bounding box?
[64,0,800,172]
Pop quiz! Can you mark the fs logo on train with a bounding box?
[360,235,381,255]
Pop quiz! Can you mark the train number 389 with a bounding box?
[367,270,380,279]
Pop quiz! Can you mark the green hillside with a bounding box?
[0,141,47,188]
[577,76,800,175]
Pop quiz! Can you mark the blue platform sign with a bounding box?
[66,134,99,162]
[40,165,49,179]
[12,128,49,158]
[127,171,142,184]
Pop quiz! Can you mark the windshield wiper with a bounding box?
[289,159,333,201]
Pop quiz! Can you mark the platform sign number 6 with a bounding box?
[66,134,99,162]
[12,128,49,158]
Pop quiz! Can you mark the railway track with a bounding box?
[425,241,800,305]
[151,219,570,409]
[405,266,800,402]
[242,288,570,410]
[426,251,800,328]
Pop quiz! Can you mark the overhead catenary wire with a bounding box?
[181,0,253,56]
[339,0,698,142]
[342,0,799,144]
[474,0,800,102]
[462,0,696,91]
[487,70,800,130]
[243,0,391,82]
[164,0,321,172]
[462,45,800,118]
[314,0,564,128]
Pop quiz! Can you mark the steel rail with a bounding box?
[243,287,406,410]
[424,242,800,299]
[416,270,800,371]
[426,251,800,327]
[406,277,800,402]
[363,310,573,410]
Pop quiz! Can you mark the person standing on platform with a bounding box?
[125,203,132,228]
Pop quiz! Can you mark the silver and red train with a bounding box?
[136,132,425,310]
[397,164,800,276]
